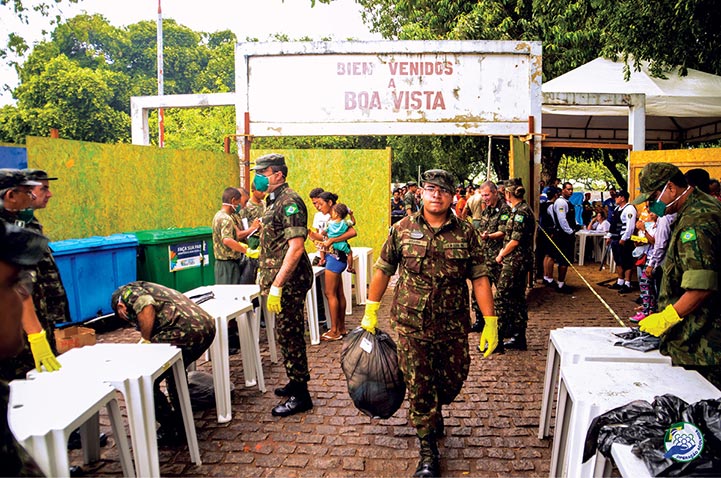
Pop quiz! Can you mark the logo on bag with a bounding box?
[663,422,704,462]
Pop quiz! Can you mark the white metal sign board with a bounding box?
[235,40,542,137]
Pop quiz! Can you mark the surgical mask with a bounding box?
[253,173,270,192]
[649,183,689,217]
[223,203,242,214]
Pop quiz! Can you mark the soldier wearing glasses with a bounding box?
[360,169,498,478]
[0,170,61,381]
[1,170,72,381]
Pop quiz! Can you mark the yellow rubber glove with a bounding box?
[361,300,381,334]
[639,304,682,337]
[27,330,62,372]
[246,248,260,259]
[267,285,283,313]
[138,338,151,344]
[479,316,499,358]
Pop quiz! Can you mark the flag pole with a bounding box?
[157,0,165,147]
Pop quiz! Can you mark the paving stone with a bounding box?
[80,264,633,477]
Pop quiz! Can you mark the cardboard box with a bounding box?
[54,326,96,354]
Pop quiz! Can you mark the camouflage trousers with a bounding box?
[397,333,470,437]
[495,257,531,340]
[152,318,216,428]
[275,286,311,384]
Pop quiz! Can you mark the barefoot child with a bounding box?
[320,203,355,273]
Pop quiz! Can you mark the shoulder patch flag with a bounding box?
[284,204,299,216]
[500,214,509,221]
[514,214,524,223]
[680,228,697,243]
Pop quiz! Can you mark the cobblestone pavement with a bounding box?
[67,263,640,477]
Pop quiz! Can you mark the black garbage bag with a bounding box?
[340,326,406,419]
[187,370,225,410]
[613,328,661,352]
[583,393,721,476]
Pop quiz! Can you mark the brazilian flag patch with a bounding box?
[284,204,299,216]
[500,214,509,221]
[121,287,132,301]
[514,214,524,223]
[681,228,697,243]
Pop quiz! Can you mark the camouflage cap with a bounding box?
[632,162,681,205]
[0,221,48,267]
[251,153,286,171]
[23,169,58,181]
[421,169,455,194]
[0,168,42,190]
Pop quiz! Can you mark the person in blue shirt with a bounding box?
[603,187,617,224]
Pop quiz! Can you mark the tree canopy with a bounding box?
[0,13,237,145]
[1,0,80,60]
[312,0,721,188]
[4,1,721,188]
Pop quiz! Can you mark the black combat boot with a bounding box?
[413,433,440,478]
[271,381,313,417]
[503,332,527,351]
[274,381,295,397]
[478,337,504,355]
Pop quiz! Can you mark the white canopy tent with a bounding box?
[542,57,721,150]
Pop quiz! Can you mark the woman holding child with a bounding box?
[311,191,358,341]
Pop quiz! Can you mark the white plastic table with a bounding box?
[539,327,672,440]
[185,284,266,423]
[9,373,134,478]
[30,343,201,477]
[575,230,607,266]
[352,247,373,305]
[609,443,652,478]
[306,266,332,345]
[549,362,720,478]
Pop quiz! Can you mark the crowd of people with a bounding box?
[380,164,720,476]
[2,158,721,477]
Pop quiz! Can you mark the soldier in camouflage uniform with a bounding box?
[244,182,266,231]
[0,169,61,381]
[494,178,536,352]
[212,187,253,284]
[404,181,420,215]
[1,220,48,477]
[252,154,314,417]
[360,169,498,478]
[470,181,511,332]
[633,163,721,389]
[111,281,216,443]
[0,170,70,380]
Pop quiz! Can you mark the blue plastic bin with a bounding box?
[50,234,138,324]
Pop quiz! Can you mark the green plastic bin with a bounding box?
[127,227,215,292]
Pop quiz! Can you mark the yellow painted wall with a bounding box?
[25,138,392,254]
[26,136,239,240]
[251,148,392,254]
[629,149,721,203]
